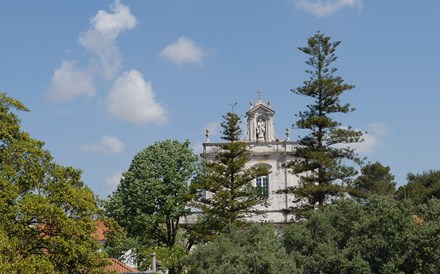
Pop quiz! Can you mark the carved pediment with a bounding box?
[243,96,279,143]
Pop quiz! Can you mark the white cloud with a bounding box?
[105,70,168,125]
[105,171,123,194]
[102,135,125,154]
[49,0,137,100]
[79,0,137,79]
[352,133,382,154]
[351,122,387,154]
[49,60,95,101]
[50,1,167,126]
[292,0,363,17]
[82,135,125,154]
[89,0,137,40]
[160,37,206,65]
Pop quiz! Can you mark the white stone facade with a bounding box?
[202,96,300,223]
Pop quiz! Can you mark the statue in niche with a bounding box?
[256,118,266,141]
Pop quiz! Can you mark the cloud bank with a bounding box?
[293,0,363,17]
[160,36,206,65]
[49,1,168,126]
[49,0,137,101]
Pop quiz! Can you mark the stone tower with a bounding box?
[202,94,300,223]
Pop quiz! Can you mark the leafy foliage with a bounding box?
[187,224,299,274]
[186,197,440,273]
[105,139,200,272]
[190,112,268,240]
[348,161,396,199]
[284,32,363,218]
[102,218,140,267]
[396,170,440,204]
[284,196,440,273]
[0,93,107,273]
[139,243,187,273]
[411,199,440,272]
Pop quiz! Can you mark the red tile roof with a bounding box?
[106,258,140,273]
[93,220,108,241]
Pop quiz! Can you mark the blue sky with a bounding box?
[1,0,439,198]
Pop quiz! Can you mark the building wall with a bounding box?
[202,141,300,223]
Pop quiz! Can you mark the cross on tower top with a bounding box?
[257,89,263,100]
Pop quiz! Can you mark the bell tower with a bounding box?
[243,92,278,143]
[200,91,300,224]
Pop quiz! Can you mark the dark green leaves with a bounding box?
[349,162,396,199]
[284,197,418,274]
[187,224,298,274]
[396,170,440,204]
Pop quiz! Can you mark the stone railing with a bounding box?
[202,141,297,155]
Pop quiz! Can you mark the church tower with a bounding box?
[243,93,278,143]
[202,93,300,223]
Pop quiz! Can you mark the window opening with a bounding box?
[256,176,269,197]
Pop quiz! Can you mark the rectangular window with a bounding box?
[256,176,269,197]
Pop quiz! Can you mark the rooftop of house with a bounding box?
[93,220,108,242]
[106,258,140,273]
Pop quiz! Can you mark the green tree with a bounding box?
[284,32,363,218]
[187,224,299,274]
[283,197,418,274]
[0,93,107,273]
[349,161,396,199]
[410,198,440,272]
[396,170,440,204]
[190,112,268,239]
[105,139,200,273]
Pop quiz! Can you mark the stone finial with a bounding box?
[205,129,210,142]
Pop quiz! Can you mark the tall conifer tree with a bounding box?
[285,32,363,218]
[191,112,268,239]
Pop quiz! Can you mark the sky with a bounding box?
[1,0,440,198]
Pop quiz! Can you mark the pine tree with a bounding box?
[285,32,363,218]
[191,112,268,239]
